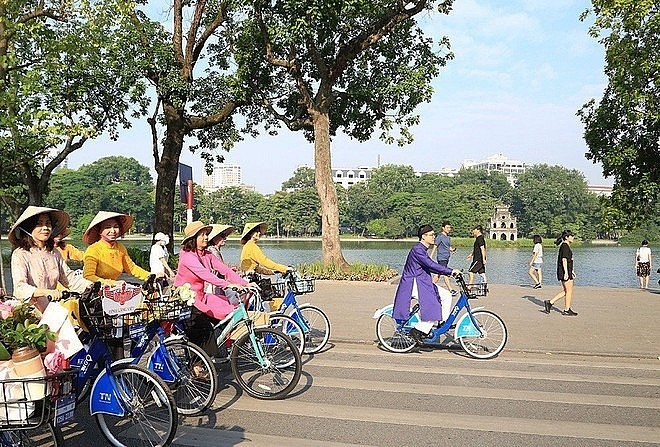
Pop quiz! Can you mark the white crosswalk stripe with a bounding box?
[168,343,660,446]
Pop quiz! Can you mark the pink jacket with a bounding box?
[174,249,247,302]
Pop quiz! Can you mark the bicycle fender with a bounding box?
[372,304,393,319]
[89,371,126,417]
[148,346,177,383]
[454,312,482,338]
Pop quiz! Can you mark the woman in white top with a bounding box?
[528,234,543,289]
[9,206,91,312]
[635,240,652,289]
[149,232,175,278]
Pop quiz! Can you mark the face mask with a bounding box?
[100,233,116,243]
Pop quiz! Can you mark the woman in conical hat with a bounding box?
[173,221,250,355]
[207,224,234,264]
[9,206,91,312]
[239,221,291,275]
[82,211,150,285]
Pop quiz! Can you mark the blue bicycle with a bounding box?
[252,272,330,354]
[68,283,178,447]
[373,274,507,359]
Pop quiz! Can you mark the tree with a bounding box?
[578,0,660,225]
[511,165,601,239]
[0,1,148,216]
[242,0,455,267]
[282,166,316,190]
[129,2,254,251]
[196,186,266,230]
[44,157,155,234]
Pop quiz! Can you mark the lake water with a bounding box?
[0,240,645,289]
[147,240,638,288]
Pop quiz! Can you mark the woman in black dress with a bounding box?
[544,230,577,316]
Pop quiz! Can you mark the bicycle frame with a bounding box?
[372,291,485,341]
[213,304,270,368]
[273,291,312,333]
[125,320,180,383]
[70,337,133,417]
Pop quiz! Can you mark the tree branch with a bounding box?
[148,98,162,168]
[332,0,429,81]
[186,99,244,131]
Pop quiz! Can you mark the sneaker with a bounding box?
[533,283,542,289]
[450,290,459,296]
[562,308,578,316]
[543,300,552,314]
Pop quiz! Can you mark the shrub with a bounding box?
[297,262,398,281]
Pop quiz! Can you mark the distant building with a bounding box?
[200,163,254,192]
[487,205,518,241]
[333,167,374,188]
[462,153,527,186]
[587,185,613,197]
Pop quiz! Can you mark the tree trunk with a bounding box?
[154,103,186,251]
[312,111,349,269]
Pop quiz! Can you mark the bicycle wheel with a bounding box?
[231,327,301,400]
[376,314,417,353]
[269,313,305,356]
[458,310,507,359]
[296,305,330,354]
[0,421,64,446]
[164,339,217,415]
[95,364,177,447]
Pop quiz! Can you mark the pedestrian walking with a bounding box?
[544,230,577,316]
[466,224,487,285]
[430,221,458,295]
[635,240,652,289]
[528,234,543,288]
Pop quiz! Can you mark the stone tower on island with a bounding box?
[488,205,518,241]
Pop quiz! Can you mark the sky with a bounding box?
[69,0,611,194]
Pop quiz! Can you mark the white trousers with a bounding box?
[411,281,453,333]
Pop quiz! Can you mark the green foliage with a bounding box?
[511,165,601,239]
[0,302,56,355]
[578,1,660,226]
[0,0,150,213]
[282,166,315,190]
[297,262,398,281]
[125,245,150,271]
[44,156,155,233]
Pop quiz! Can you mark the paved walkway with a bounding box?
[2,265,658,358]
[303,280,660,359]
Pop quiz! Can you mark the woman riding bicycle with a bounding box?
[174,221,251,355]
[392,224,460,346]
[239,221,293,275]
[9,206,91,313]
[82,211,151,359]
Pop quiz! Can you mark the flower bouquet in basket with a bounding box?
[152,283,195,321]
[0,300,58,415]
[171,283,195,306]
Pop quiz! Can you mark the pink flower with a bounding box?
[0,301,15,320]
[44,351,65,374]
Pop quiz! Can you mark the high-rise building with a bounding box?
[200,163,243,192]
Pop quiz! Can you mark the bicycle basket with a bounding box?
[466,283,488,298]
[291,277,315,295]
[259,279,285,300]
[144,299,192,322]
[0,369,77,429]
[79,295,145,340]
